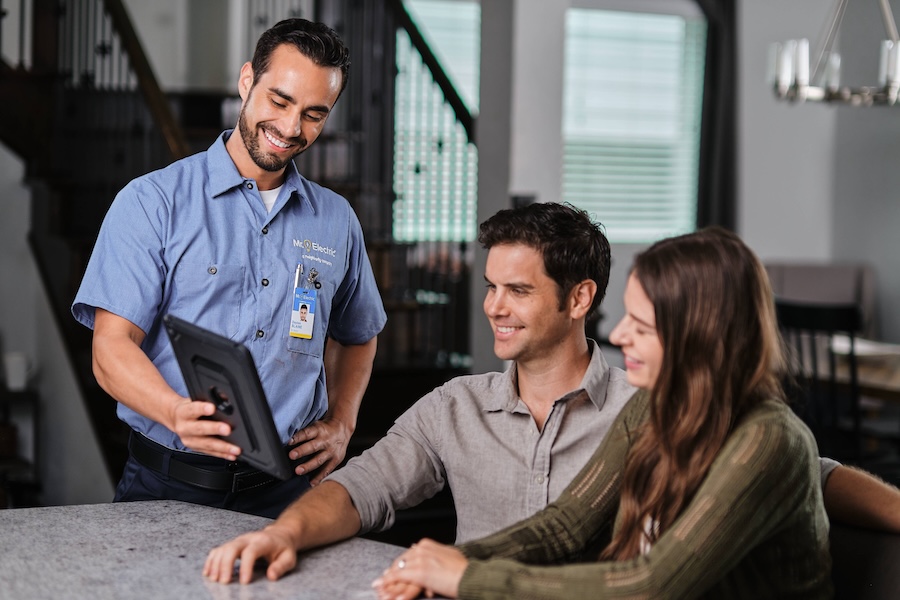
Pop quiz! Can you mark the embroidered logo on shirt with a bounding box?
[294,238,337,257]
[294,238,337,268]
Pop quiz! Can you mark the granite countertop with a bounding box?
[0,500,405,599]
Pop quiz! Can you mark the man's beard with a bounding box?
[237,106,307,172]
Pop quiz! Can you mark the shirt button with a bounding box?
[261,278,269,287]
[535,475,544,484]
[246,182,254,190]
[256,330,265,338]
[262,226,269,235]
[208,266,217,275]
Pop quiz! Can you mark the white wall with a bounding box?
[830,0,900,341]
[740,0,900,342]
[0,153,36,363]
[738,0,839,261]
[0,143,112,505]
[0,0,31,67]
[508,0,567,209]
[121,0,188,90]
[120,0,255,93]
[470,0,515,373]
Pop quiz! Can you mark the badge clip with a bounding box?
[307,268,322,289]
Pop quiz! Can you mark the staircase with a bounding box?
[1,0,475,542]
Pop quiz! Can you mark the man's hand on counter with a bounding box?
[203,524,299,584]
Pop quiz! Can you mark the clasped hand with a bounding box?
[372,539,467,600]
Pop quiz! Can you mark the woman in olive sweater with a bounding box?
[373,227,832,599]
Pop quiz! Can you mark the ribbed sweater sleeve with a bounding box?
[456,393,832,599]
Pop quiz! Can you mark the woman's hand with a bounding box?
[372,539,468,600]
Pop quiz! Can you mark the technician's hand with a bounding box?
[170,398,241,461]
[289,417,351,485]
[203,524,298,584]
[372,539,467,600]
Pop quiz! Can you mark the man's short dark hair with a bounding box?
[478,202,611,317]
[251,18,351,96]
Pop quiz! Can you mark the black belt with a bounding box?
[129,432,278,493]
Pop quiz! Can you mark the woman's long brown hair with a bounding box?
[601,227,785,560]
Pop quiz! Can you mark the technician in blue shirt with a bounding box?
[71,18,386,518]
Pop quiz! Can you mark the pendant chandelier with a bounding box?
[770,0,900,106]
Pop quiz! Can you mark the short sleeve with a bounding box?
[71,178,168,333]
[819,456,841,487]
[324,208,386,345]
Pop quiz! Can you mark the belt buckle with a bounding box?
[232,469,272,493]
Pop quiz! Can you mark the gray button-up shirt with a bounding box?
[328,341,636,543]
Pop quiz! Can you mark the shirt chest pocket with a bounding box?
[285,278,333,358]
[169,263,245,338]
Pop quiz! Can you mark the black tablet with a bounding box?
[163,314,293,480]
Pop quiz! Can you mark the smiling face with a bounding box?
[229,43,342,187]
[609,274,664,390]
[482,243,583,367]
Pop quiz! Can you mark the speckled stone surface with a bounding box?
[0,500,405,599]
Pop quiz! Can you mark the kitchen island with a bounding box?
[0,499,406,599]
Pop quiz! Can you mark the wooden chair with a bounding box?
[766,263,877,338]
[776,299,863,461]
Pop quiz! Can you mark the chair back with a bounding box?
[776,300,863,460]
[766,262,877,338]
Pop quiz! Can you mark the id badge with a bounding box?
[289,263,317,340]
[290,288,317,339]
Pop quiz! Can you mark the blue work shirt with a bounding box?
[72,131,387,450]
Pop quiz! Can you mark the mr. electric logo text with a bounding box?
[293,239,337,257]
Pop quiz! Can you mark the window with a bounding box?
[562,6,707,243]
[392,0,480,243]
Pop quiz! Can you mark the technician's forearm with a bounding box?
[92,310,183,430]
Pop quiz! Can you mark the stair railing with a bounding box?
[388,0,474,144]
[16,0,193,481]
[101,0,188,159]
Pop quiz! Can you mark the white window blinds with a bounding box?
[562,8,707,243]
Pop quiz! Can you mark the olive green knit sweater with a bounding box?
[458,392,832,599]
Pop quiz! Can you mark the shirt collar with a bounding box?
[206,130,314,213]
[579,339,613,411]
[484,339,611,413]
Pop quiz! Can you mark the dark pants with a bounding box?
[115,436,311,519]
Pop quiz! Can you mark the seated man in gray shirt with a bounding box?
[205,202,900,585]
[206,202,632,583]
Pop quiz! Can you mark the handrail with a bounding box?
[102,0,190,159]
[387,0,475,144]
